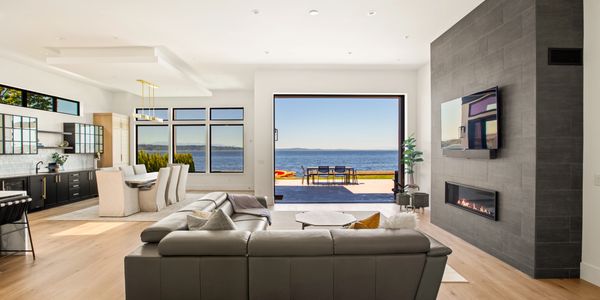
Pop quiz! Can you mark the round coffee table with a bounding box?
[295,211,357,229]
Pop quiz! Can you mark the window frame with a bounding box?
[209,124,244,173]
[0,83,80,116]
[210,107,244,121]
[173,108,207,121]
[172,124,207,173]
[135,124,170,167]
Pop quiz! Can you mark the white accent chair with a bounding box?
[133,164,147,175]
[138,167,170,212]
[119,165,135,177]
[166,165,181,205]
[96,170,140,217]
[177,164,190,202]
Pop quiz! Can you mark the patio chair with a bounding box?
[301,166,314,185]
[316,166,331,184]
[333,166,347,184]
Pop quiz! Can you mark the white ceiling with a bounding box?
[0,0,483,96]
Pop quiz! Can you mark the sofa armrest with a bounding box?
[423,233,452,257]
[255,196,268,208]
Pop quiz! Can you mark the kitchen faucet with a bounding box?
[35,161,45,174]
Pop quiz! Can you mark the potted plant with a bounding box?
[50,152,69,172]
[401,134,424,189]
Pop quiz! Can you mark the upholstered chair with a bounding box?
[119,165,135,177]
[177,164,189,202]
[138,167,170,212]
[133,164,147,175]
[96,170,139,217]
[166,165,181,205]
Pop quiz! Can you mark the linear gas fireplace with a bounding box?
[445,182,497,220]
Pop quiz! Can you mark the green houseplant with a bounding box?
[50,152,69,172]
[401,134,424,188]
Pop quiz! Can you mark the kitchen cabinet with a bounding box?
[1,114,38,155]
[93,113,129,167]
[63,123,103,154]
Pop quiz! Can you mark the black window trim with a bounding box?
[209,107,245,121]
[209,124,244,173]
[173,107,207,121]
[135,124,169,165]
[172,124,207,173]
[0,83,80,116]
[135,107,170,121]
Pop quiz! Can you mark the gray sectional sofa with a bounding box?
[125,192,452,300]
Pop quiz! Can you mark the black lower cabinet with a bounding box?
[19,169,99,211]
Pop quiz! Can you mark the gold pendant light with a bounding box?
[132,79,163,123]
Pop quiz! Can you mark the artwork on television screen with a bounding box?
[441,87,499,151]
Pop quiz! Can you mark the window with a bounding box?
[0,83,79,115]
[27,92,53,111]
[210,108,244,120]
[173,125,206,173]
[174,108,206,121]
[57,98,80,115]
[0,85,23,107]
[210,125,243,173]
[136,125,169,172]
[135,108,169,121]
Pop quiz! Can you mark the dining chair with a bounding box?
[96,170,140,217]
[133,164,147,175]
[333,166,347,184]
[138,167,170,212]
[317,166,331,184]
[119,165,135,177]
[177,164,190,202]
[165,165,181,205]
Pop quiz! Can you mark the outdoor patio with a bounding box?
[275,179,395,203]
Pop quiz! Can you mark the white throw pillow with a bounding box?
[383,212,416,230]
[199,209,237,231]
[187,214,209,230]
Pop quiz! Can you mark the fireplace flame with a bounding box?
[457,198,492,215]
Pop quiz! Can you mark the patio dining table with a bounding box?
[305,167,356,185]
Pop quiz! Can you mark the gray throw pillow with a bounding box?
[187,214,209,230]
[199,209,237,231]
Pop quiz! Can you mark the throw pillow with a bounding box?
[187,214,209,230]
[348,212,380,229]
[383,212,416,230]
[193,210,212,218]
[199,209,237,231]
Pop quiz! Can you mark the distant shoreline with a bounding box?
[277,148,398,151]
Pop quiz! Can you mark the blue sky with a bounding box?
[275,97,399,150]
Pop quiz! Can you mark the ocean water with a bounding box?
[275,149,398,175]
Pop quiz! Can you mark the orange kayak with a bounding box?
[275,170,296,178]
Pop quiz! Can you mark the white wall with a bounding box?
[254,69,418,204]
[582,0,600,287]
[113,90,255,191]
[416,63,431,194]
[0,55,115,174]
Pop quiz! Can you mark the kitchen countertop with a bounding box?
[0,168,98,180]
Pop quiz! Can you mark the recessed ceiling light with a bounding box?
[264,50,270,55]
[308,9,319,16]
[347,51,353,55]
[368,10,377,16]
[404,35,410,39]
[251,9,260,15]
[56,36,65,41]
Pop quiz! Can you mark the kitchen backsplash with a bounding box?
[0,149,94,176]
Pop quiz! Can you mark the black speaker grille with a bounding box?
[548,48,583,65]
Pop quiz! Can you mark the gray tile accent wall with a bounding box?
[430,0,582,278]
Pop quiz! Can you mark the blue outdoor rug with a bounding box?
[275,185,395,203]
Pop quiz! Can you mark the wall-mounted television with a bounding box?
[441,87,500,156]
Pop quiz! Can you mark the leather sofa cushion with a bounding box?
[141,212,190,243]
[178,200,215,212]
[218,200,234,216]
[158,230,250,256]
[234,219,267,232]
[231,214,265,222]
[249,230,333,256]
[201,192,228,207]
[331,229,430,255]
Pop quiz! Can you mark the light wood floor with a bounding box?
[0,199,599,299]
